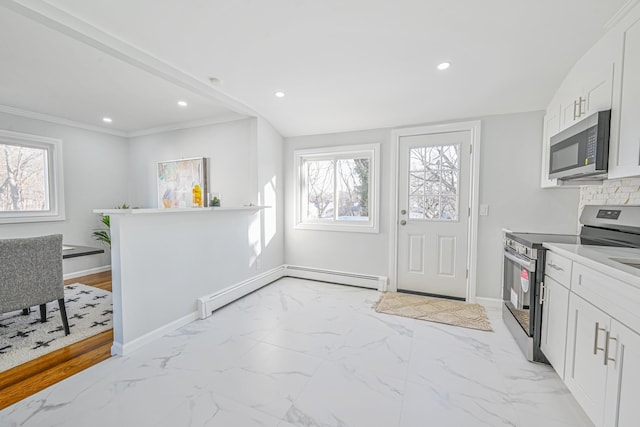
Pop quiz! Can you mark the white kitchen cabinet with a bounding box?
[565,293,610,425]
[603,319,640,427]
[608,6,640,179]
[558,62,614,132]
[540,275,570,378]
[541,109,560,188]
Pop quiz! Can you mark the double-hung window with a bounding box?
[0,130,64,223]
[294,143,379,233]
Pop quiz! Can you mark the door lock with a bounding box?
[400,209,407,215]
[400,220,407,226]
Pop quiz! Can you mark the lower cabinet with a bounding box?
[565,293,640,427]
[603,320,640,427]
[565,294,610,425]
[540,275,570,378]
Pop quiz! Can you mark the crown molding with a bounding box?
[3,0,257,118]
[604,0,640,30]
[0,104,128,137]
[0,104,254,138]
[127,113,251,138]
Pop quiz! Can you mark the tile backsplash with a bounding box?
[579,177,640,214]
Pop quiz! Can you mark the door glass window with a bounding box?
[408,144,460,220]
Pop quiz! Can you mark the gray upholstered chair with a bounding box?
[0,234,70,335]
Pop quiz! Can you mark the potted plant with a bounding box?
[92,204,129,247]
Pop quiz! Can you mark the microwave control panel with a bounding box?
[585,127,597,165]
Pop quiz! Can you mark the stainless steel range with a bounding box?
[502,205,640,362]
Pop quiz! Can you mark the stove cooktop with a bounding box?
[506,231,640,249]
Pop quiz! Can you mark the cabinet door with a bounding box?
[540,276,570,378]
[603,320,640,427]
[614,16,640,174]
[565,294,609,426]
[583,62,614,116]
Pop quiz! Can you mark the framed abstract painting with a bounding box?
[157,157,207,208]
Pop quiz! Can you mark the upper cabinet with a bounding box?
[541,1,640,186]
[558,61,614,132]
[609,8,640,179]
[541,106,560,188]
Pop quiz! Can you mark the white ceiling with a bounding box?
[0,0,631,137]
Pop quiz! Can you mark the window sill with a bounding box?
[294,222,379,234]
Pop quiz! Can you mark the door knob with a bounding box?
[400,220,407,226]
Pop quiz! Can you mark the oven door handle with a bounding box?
[504,250,536,272]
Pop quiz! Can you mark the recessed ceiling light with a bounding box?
[177,100,188,107]
[275,91,285,98]
[102,117,113,123]
[437,62,451,71]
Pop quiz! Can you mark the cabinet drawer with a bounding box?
[545,251,572,284]
[572,262,640,334]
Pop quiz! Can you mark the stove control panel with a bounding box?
[504,238,537,260]
[596,209,621,220]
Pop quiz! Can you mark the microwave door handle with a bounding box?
[504,250,536,272]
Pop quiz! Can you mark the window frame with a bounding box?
[0,129,65,224]
[294,143,379,233]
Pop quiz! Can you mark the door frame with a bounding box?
[388,120,482,302]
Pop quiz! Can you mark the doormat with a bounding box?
[373,292,493,332]
[0,284,112,372]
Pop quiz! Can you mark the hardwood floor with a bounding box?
[0,271,113,411]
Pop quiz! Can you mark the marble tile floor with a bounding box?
[0,277,593,427]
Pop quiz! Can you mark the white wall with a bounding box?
[127,119,255,208]
[284,111,581,299]
[254,117,285,270]
[0,112,129,275]
[284,128,392,276]
[476,112,580,299]
[109,209,268,352]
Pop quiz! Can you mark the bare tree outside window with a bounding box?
[304,157,370,222]
[0,143,48,212]
[408,144,459,220]
[305,160,334,219]
[337,158,368,220]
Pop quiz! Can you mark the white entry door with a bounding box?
[397,131,471,299]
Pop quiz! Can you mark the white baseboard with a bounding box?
[63,265,111,281]
[475,297,503,309]
[197,266,286,319]
[111,311,198,356]
[283,265,388,291]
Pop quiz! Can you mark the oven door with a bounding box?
[503,248,536,337]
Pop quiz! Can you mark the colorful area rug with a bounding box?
[0,284,112,372]
[373,292,493,332]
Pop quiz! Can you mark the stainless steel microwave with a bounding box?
[548,110,611,181]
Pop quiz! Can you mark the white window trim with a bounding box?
[0,129,65,224]
[294,143,380,233]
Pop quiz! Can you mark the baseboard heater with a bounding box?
[197,264,388,319]
[196,266,285,319]
[283,265,387,291]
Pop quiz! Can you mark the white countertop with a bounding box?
[543,242,640,287]
[94,205,269,215]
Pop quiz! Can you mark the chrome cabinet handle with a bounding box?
[547,262,564,272]
[594,322,606,355]
[573,99,580,120]
[539,282,545,305]
[604,332,617,366]
[579,97,586,117]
